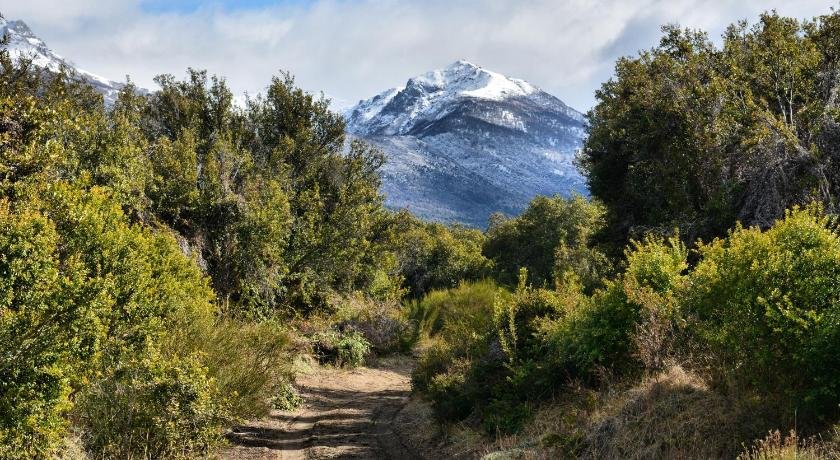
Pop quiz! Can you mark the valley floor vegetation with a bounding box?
[4,6,840,460]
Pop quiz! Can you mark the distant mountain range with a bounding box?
[0,16,126,104]
[345,60,587,227]
[1,17,587,228]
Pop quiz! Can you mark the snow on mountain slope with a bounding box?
[0,16,127,104]
[346,60,587,227]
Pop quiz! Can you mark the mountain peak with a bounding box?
[446,59,480,70]
[345,61,586,227]
[347,61,558,137]
[407,60,537,102]
[0,16,128,104]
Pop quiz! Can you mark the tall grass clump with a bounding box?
[409,281,510,420]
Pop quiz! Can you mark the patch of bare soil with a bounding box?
[220,356,428,459]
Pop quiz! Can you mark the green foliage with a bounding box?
[0,57,308,457]
[312,330,371,368]
[335,331,372,367]
[407,279,505,343]
[0,181,218,458]
[484,195,610,290]
[74,353,226,458]
[272,381,304,411]
[0,201,82,458]
[140,70,389,314]
[685,205,840,420]
[330,295,412,355]
[409,282,510,424]
[547,235,687,379]
[391,211,492,297]
[411,236,689,436]
[425,359,473,422]
[494,269,566,362]
[411,277,569,433]
[481,399,532,435]
[174,318,294,421]
[583,11,840,249]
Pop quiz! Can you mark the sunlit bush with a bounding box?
[685,206,840,421]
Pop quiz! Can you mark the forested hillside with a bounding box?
[3,6,840,460]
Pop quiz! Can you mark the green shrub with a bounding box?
[545,235,687,381]
[484,195,609,290]
[176,318,295,420]
[391,212,492,297]
[410,281,507,396]
[412,340,457,392]
[336,331,372,367]
[0,203,84,458]
[426,359,473,421]
[0,182,219,458]
[312,330,371,368]
[271,381,303,411]
[0,182,296,457]
[409,282,514,428]
[408,279,505,342]
[482,399,532,435]
[685,205,840,421]
[331,295,412,355]
[494,269,566,362]
[74,353,226,458]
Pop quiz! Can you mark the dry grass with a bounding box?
[739,429,840,460]
[388,364,840,460]
[477,366,770,459]
[581,365,745,458]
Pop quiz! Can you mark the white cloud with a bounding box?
[0,0,836,110]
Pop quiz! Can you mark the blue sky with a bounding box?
[2,0,837,111]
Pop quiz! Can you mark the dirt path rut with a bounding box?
[221,357,421,459]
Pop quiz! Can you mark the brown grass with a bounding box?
[738,429,840,460]
[582,365,748,458]
[477,366,785,459]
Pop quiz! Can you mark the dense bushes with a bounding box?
[0,51,369,457]
[0,183,219,457]
[410,281,511,422]
[685,206,840,421]
[414,205,840,443]
[330,295,412,355]
[484,195,610,291]
[73,353,227,457]
[407,279,503,342]
[139,70,391,314]
[312,330,372,367]
[391,211,491,297]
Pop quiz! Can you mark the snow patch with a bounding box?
[1,17,126,104]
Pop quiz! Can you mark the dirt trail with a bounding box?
[221,356,423,459]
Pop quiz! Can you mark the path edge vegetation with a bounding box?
[2,6,840,459]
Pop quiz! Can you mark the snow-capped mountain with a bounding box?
[0,16,126,104]
[346,60,587,227]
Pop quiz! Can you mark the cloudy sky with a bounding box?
[1,0,836,111]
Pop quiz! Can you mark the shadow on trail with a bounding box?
[225,385,415,458]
